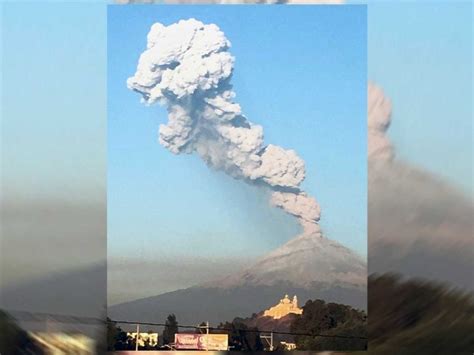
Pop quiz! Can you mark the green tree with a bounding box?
[290,299,367,351]
[106,318,131,350]
[217,321,243,350]
[162,314,178,345]
[217,320,263,351]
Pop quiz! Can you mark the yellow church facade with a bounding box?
[263,294,303,319]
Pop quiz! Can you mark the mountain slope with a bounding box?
[207,233,366,289]
[108,234,367,326]
[0,263,106,337]
[369,160,474,290]
[1,263,106,318]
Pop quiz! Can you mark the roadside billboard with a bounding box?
[174,333,228,350]
[174,334,200,350]
[203,334,228,350]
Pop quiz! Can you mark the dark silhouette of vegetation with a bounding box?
[290,299,367,351]
[368,273,474,355]
[162,313,178,345]
[0,309,44,354]
[106,317,130,350]
[105,273,474,353]
[107,318,160,351]
[217,320,263,351]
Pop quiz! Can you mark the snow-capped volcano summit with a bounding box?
[210,233,366,289]
[108,234,367,325]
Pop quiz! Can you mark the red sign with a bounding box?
[175,334,200,349]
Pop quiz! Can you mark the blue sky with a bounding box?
[2,3,106,203]
[368,2,472,196]
[2,1,471,297]
[1,3,108,289]
[108,5,368,259]
[3,2,470,262]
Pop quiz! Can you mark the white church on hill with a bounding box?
[263,294,303,319]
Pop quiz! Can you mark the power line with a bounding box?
[6,310,367,340]
[110,319,367,340]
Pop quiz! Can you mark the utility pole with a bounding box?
[206,321,209,351]
[135,323,140,351]
[261,332,274,351]
[270,331,274,351]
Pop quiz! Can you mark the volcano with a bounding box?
[108,234,366,326]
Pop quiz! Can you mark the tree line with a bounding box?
[107,314,264,351]
[4,273,473,353]
[106,275,474,352]
[106,299,368,351]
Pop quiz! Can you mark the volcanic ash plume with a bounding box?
[128,19,321,235]
[368,82,394,161]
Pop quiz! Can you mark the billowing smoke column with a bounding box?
[368,82,394,161]
[128,19,321,236]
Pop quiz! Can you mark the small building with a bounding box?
[126,331,159,347]
[280,341,297,350]
[263,294,303,319]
